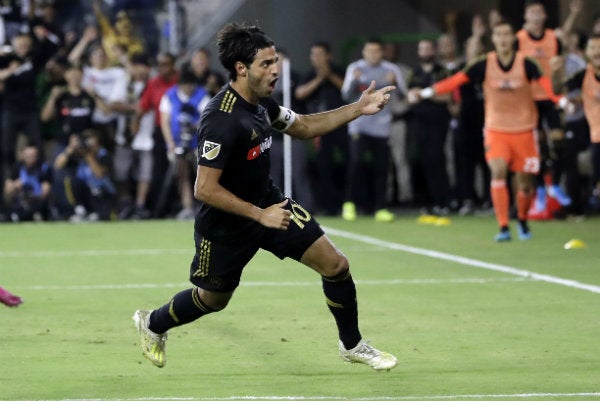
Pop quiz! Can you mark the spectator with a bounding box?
[159,69,209,220]
[0,33,42,175]
[296,41,348,215]
[383,41,413,206]
[36,54,69,159]
[453,20,491,215]
[3,145,51,222]
[406,39,452,216]
[0,0,31,45]
[92,0,144,66]
[111,54,154,220]
[28,1,63,67]
[40,63,95,156]
[341,37,405,222]
[80,44,128,152]
[135,51,177,216]
[52,129,115,221]
[181,47,226,97]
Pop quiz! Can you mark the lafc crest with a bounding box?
[201,141,221,160]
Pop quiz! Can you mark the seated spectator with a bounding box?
[3,145,52,222]
[52,129,116,221]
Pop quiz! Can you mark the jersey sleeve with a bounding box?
[196,110,237,170]
[260,96,281,122]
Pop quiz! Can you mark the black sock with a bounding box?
[322,270,361,350]
[518,219,529,233]
[149,288,216,334]
[500,225,509,233]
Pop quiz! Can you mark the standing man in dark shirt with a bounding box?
[296,41,348,215]
[407,39,452,215]
[133,23,398,372]
[0,33,41,174]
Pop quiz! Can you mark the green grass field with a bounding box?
[1,213,599,401]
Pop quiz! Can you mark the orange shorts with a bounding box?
[484,129,540,174]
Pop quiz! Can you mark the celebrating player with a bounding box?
[133,23,398,371]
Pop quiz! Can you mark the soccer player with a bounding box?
[553,34,600,210]
[408,21,569,242]
[516,0,582,210]
[133,23,398,371]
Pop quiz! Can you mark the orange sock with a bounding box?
[517,190,533,221]
[490,179,509,227]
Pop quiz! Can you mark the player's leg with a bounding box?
[484,130,511,241]
[512,130,541,240]
[133,232,258,367]
[300,235,397,371]
[262,199,396,371]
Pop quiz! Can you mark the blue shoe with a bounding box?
[534,186,547,212]
[494,230,511,242]
[548,184,572,206]
[517,223,532,240]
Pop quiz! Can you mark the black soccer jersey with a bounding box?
[195,83,286,238]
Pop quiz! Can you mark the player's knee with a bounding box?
[322,253,350,277]
[196,288,232,312]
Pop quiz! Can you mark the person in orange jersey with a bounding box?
[516,0,583,210]
[408,21,570,242]
[553,34,600,212]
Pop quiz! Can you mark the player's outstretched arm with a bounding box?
[286,80,395,139]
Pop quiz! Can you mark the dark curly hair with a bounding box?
[217,23,275,81]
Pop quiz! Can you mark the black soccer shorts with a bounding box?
[189,198,324,292]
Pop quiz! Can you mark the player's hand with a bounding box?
[259,199,292,230]
[358,80,396,115]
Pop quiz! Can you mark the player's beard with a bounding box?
[248,72,274,99]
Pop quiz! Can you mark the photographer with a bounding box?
[52,130,116,221]
[159,69,209,219]
[3,146,52,222]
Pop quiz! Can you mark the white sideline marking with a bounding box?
[0,249,190,258]
[19,277,530,291]
[323,226,600,295]
[19,391,600,401]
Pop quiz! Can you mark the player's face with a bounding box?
[246,46,279,98]
[586,39,600,69]
[310,46,329,69]
[492,24,515,54]
[362,43,383,66]
[524,4,546,27]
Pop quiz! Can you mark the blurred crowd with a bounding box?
[2,0,600,224]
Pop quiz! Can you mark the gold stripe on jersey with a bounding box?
[193,238,211,278]
[219,90,237,113]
